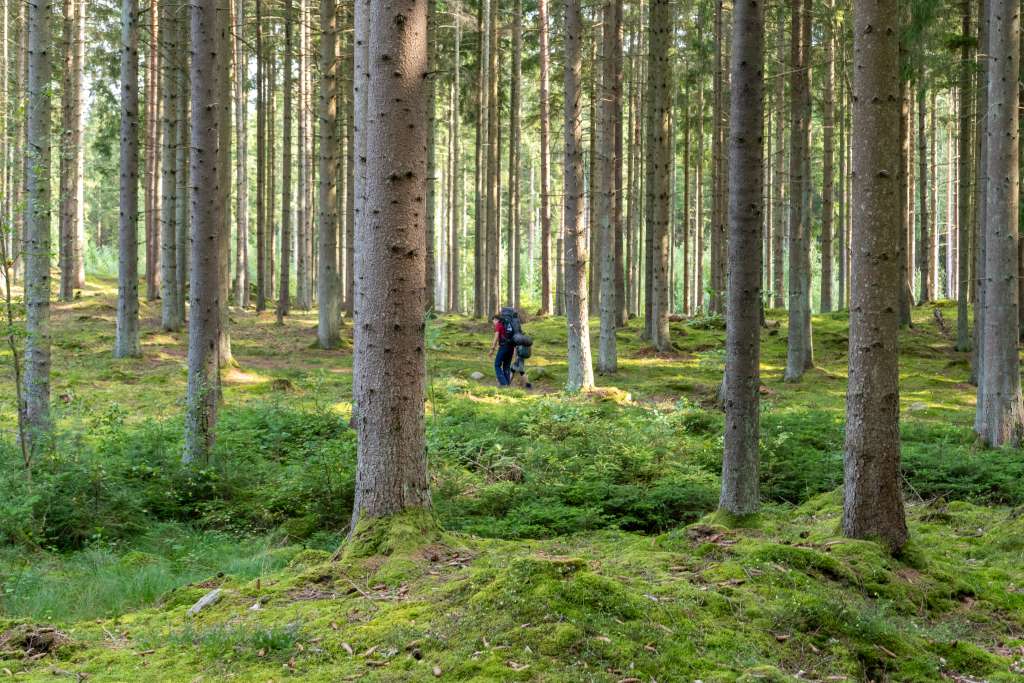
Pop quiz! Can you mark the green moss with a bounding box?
[343,508,440,559]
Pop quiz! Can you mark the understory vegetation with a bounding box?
[0,284,1022,681]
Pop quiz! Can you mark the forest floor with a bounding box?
[0,279,1022,681]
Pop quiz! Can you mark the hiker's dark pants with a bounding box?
[495,344,515,386]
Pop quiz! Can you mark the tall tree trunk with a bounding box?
[317,0,340,348]
[771,7,785,309]
[837,67,847,309]
[563,0,595,391]
[23,0,53,452]
[971,0,989,394]
[350,0,432,529]
[144,0,161,302]
[612,0,625,327]
[183,0,224,463]
[424,0,437,310]
[784,0,813,381]
[507,0,522,310]
[645,0,671,351]
[473,0,486,318]
[537,0,553,315]
[917,80,932,303]
[160,0,181,330]
[449,9,462,314]
[234,0,249,308]
[295,0,309,310]
[597,0,622,373]
[709,0,725,314]
[277,0,294,322]
[256,0,267,311]
[58,0,82,302]
[345,2,356,318]
[898,56,914,327]
[217,0,233,367]
[485,0,500,313]
[116,0,142,359]
[175,16,189,324]
[843,0,908,553]
[820,0,835,313]
[720,0,764,517]
[955,0,972,351]
[977,0,1022,446]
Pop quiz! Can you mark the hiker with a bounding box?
[490,312,516,387]
[490,307,534,388]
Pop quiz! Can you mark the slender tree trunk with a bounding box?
[144,0,161,302]
[160,0,181,330]
[449,10,461,314]
[709,0,725,314]
[898,61,914,327]
[424,0,437,310]
[563,0,595,391]
[116,0,142,359]
[771,8,785,309]
[175,16,189,324]
[507,0,522,309]
[784,0,813,381]
[917,81,932,303]
[294,0,308,310]
[646,0,671,350]
[183,0,224,464]
[23,0,53,452]
[277,0,294,322]
[955,0,972,351]
[820,0,835,313]
[255,0,267,311]
[473,0,486,318]
[216,0,233,367]
[612,0,625,327]
[350,0,432,529]
[720,0,764,517]
[843,0,908,553]
[538,0,553,315]
[58,0,80,302]
[971,0,989,394]
[317,0,340,348]
[345,2,356,318]
[485,0,500,313]
[837,69,847,309]
[234,0,249,308]
[977,0,1022,446]
[597,0,622,372]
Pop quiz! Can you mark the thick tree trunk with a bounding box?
[720,0,764,517]
[277,0,294,323]
[820,0,835,313]
[183,0,224,464]
[317,0,341,349]
[955,0,972,351]
[843,0,908,553]
[234,0,249,309]
[597,0,622,373]
[784,0,813,381]
[23,0,53,452]
[563,0,595,392]
[977,0,1022,446]
[116,0,142,359]
[160,0,181,330]
[538,0,553,315]
[350,0,432,528]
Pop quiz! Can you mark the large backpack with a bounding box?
[498,307,522,344]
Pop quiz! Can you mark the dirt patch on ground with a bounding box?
[0,625,69,660]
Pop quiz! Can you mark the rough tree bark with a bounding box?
[537,0,553,315]
[485,0,500,313]
[563,0,595,392]
[820,0,835,313]
[23,0,54,452]
[507,0,522,310]
[116,0,142,359]
[771,7,785,309]
[917,81,932,303]
[144,0,160,302]
[233,0,249,309]
[160,0,181,330]
[597,0,622,373]
[448,7,461,314]
[256,0,267,311]
[977,0,1022,447]
[317,0,341,349]
[350,0,432,531]
[183,0,224,464]
[645,0,672,351]
[277,0,294,323]
[843,0,909,553]
[720,0,764,517]
[784,0,813,381]
[955,0,972,351]
[58,0,82,302]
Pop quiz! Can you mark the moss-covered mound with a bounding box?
[4,496,1022,682]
